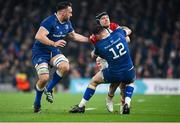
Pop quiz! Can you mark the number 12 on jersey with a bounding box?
[109,43,127,59]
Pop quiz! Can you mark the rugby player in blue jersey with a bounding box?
[91,12,132,113]
[69,24,135,114]
[32,1,88,113]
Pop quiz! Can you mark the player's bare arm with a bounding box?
[35,26,66,47]
[68,31,89,43]
[125,36,131,43]
[91,50,98,59]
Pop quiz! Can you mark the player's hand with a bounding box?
[125,36,131,43]
[89,34,97,43]
[53,40,67,47]
[91,50,97,58]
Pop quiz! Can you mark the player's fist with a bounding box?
[53,40,67,47]
[89,34,97,44]
[91,50,94,58]
[91,50,98,58]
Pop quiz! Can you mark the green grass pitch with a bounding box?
[0,92,180,122]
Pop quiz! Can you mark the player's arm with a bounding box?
[121,26,132,36]
[35,27,66,47]
[125,36,130,43]
[91,48,99,59]
[110,23,131,42]
[121,26,131,42]
[91,50,97,59]
[111,22,132,35]
[117,26,131,42]
[68,31,89,43]
[35,27,54,46]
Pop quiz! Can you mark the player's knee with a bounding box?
[38,74,50,84]
[91,77,99,87]
[62,63,70,72]
[58,62,70,75]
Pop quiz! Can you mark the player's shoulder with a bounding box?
[110,22,119,26]
[109,22,120,31]
[111,28,125,37]
[65,20,72,26]
[41,14,56,24]
[89,34,98,44]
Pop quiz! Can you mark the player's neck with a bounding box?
[101,30,110,39]
[55,13,65,24]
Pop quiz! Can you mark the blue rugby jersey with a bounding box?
[94,28,134,73]
[32,13,74,54]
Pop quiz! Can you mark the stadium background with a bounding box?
[0,0,179,91]
[0,0,180,122]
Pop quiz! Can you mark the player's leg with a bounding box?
[96,57,116,112]
[34,63,50,113]
[112,66,135,114]
[45,54,69,103]
[119,83,126,114]
[69,71,104,113]
[106,83,119,112]
[122,68,136,114]
[123,82,134,114]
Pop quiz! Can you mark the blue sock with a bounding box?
[34,86,44,107]
[83,87,95,101]
[125,85,134,98]
[46,71,62,92]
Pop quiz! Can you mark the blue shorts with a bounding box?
[102,67,136,83]
[32,49,61,66]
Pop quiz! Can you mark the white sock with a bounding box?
[107,96,113,101]
[107,93,114,100]
[78,98,88,107]
[125,97,131,107]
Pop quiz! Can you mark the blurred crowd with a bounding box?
[0,0,179,88]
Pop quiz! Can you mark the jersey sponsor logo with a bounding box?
[65,24,69,30]
[56,26,60,29]
[37,58,43,63]
[104,37,120,49]
[53,34,66,38]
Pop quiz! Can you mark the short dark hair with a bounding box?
[56,1,72,11]
[92,24,105,35]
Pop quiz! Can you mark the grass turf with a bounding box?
[0,92,180,122]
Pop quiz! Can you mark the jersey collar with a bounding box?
[102,29,110,39]
[54,13,65,24]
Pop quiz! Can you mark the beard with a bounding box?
[62,16,70,22]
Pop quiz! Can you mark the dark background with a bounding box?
[0,0,179,90]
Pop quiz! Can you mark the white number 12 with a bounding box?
[109,43,127,59]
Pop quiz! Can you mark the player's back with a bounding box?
[94,28,133,73]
